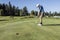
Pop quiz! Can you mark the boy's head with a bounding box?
[36,4,40,8]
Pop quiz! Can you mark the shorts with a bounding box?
[40,11,44,17]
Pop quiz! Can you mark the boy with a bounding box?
[36,4,44,26]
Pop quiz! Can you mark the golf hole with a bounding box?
[16,33,19,35]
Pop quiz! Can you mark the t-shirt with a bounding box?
[39,6,44,12]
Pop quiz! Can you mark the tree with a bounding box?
[15,7,20,16]
[45,12,49,16]
[54,11,57,16]
[20,9,23,16]
[0,10,2,15]
[2,3,6,16]
[5,4,9,16]
[0,4,3,16]
[48,11,51,17]
[9,1,13,16]
[30,10,35,16]
[0,4,2,9]
[12,5,16,16]
[9,1,14,19]
[0,2,21,16]
[23,6,29,16]
[34,11,38,16]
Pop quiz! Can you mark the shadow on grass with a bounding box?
[43,24,60,26]
[0,19,8,21]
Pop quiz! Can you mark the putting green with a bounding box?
[0,17,60,40]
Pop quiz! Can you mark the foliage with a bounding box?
[0,2,20,16]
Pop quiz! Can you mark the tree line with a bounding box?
[0,2,20,16]
[0,2,30,16]
[45,11,60,17]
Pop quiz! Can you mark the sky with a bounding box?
[0,0,60,12]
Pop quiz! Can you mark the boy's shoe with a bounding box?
[38,23,42,26]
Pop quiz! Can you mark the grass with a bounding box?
[0,16,60,40]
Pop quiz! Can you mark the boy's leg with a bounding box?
[40,16,42,24]
[39,12,43,25]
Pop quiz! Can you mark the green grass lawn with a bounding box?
[0,16,60,40]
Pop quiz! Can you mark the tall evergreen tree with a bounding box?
[31,10,35,16]
[23,6,29,16]
[9,1,12,16]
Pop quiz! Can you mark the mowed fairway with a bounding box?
[0,16,60,40]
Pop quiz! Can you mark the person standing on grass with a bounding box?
[36,4,44,26]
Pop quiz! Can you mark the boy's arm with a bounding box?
[38,6,41,17]
[38,11,40,17]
